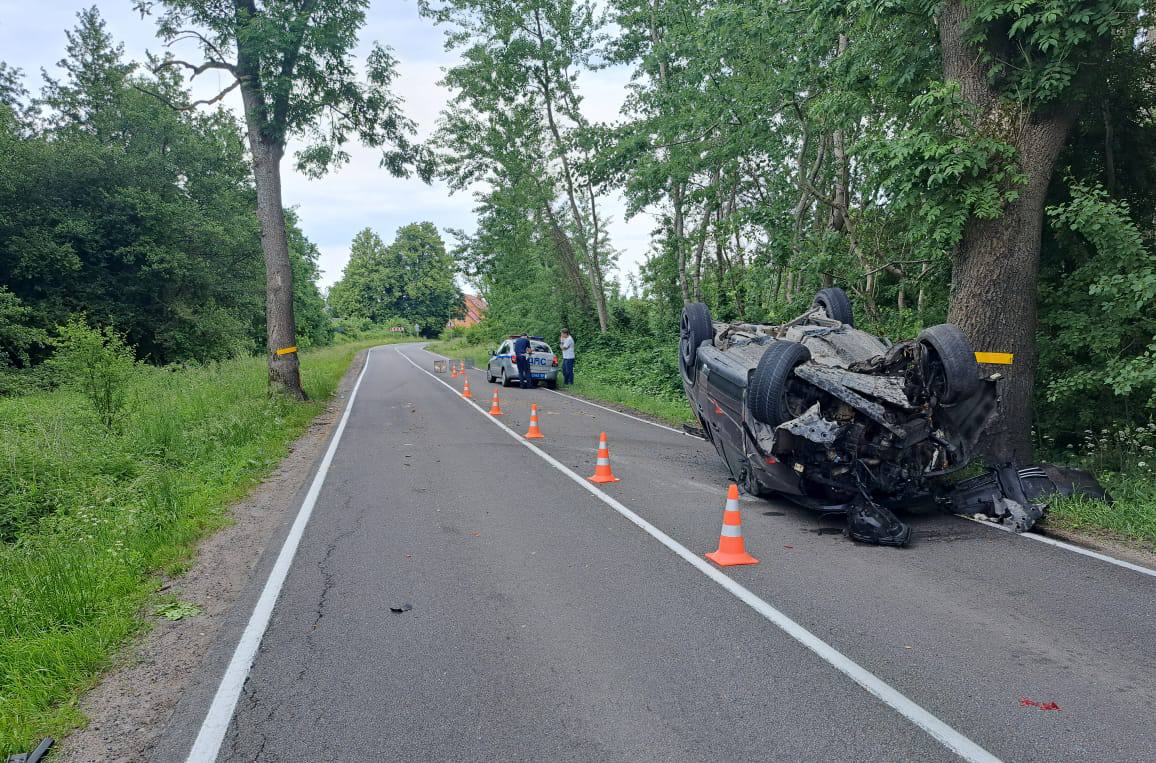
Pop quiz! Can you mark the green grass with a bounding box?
[0,336,405,754]
[1046,472,1156,548]
[426,337,694,427]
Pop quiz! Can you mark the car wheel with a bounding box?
[546,378,557,390]
[812,287,854,326]
[680,302,713,384]
[500,368,511,387]
[748,341,812,425]
[486,366,496,383]
[917,324,980,404]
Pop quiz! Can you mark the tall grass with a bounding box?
[0,338,400,754]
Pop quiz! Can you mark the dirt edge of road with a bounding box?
[52,348,371,763]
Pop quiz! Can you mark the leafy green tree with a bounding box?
[0,10,273,365]
[136,0,431,398]
[329,224,462,337]
[422,0,614,331]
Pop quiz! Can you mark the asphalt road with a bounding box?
[162,343,1156,762]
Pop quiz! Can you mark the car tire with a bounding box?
[748,341,812,426]
[812,287,854,326]
[680,302,713,384]
[500,368,511,387]
[486,366,496,383]
[546,378,557,390]
[917,324,980,404]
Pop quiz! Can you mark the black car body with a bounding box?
[679,289,1005,544]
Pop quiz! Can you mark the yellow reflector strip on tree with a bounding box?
[275,346,298,356]
[974,352,1013,365]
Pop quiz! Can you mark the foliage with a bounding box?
[46,318,138,432]
[0,288,47,369]
[0,338,402,754]
[136,0,431,180]
[0,8,334,375]
[1038,180,1156,436]
[328,224,462,337]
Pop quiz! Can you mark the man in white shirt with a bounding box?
[559,329,575,385]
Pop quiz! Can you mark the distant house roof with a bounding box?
[447,294,487,329]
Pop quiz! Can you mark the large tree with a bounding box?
[1,8,291,365]
[329,223,462,336]
[135,0,430,397]
[927,1,1140,460]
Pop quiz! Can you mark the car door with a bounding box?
[491,341,509,377]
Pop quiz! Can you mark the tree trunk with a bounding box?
[236,64,305,401]
[946,119,1068,461]
[938,2,1074,462]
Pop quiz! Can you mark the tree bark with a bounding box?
[240,84,305,400]
[939,1,1075,461]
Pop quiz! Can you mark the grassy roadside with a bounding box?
[0,336,406,754]
[425,338,694,427]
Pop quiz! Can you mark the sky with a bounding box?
[0,0,653,290]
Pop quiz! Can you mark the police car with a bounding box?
[486,336,560,389]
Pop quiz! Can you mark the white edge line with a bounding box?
[417,344,692,437]
[425,345,1154,582]
[396,348,1001,763]
[962,516,1156,579]
[185,348,378,763]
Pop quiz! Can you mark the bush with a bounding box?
[46,318,138,431]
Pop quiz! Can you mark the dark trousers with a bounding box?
[516,357,532,388]
[562,358,575,385]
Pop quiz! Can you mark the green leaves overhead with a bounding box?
[135,0,431,178]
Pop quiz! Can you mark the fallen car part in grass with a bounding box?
[948,463,1112,532]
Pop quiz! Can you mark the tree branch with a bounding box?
[154,58,237,78]
[133,79,240,111]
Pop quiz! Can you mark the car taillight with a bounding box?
[551,355,558,367]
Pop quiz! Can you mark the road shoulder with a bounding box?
[52,348,372,763]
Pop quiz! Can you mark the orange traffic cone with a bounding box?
[450,361,459,378]
[462,376,472,399]
[524,404,544,439]
[706,484,758,566]
[588,432,620,483]
[460,360,466,375]
[488,389,504,416]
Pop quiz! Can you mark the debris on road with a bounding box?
[6,737,54,763]
[155,601,202,621]
[1020,697,1062,711]
[389,603,413,613]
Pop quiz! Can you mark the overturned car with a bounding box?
[680,288,1054,545]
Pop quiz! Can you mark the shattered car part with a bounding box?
[778,402,841,444]
[680,290,1004,546]
[847,495,912,547]
[949,463,1112,531]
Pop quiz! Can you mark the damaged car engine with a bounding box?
[678,288,1095,545]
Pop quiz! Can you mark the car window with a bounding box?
[531,342,551,353]
[496,342,509,355]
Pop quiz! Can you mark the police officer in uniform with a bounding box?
[513,333,533,389]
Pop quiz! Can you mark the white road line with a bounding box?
[185,349,377,763]
[396,348,1001,763]
[418,344,691,437]
[963,517,1156,579]
[423,346,1154,582]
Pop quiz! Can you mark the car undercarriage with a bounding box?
[680,289,1109,545]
